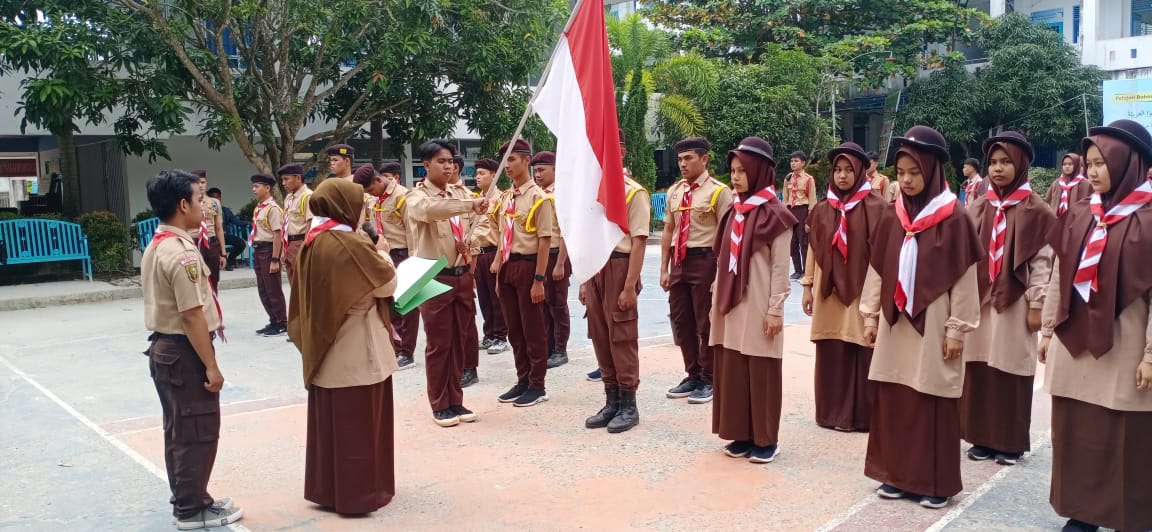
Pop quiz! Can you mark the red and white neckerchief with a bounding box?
[1056,175,1085,215]
[893,190,958,312]
[197,202,210,250]
[826,180,873,260]
[440,190,469,265]
[281,193,295,250]
[304,216,353,246]
[964,176,984,204]
[789,173,807,207]
[1072,180,1152,302]
[502,188,520,263]
[674,179,702,265]
[248,199,272,245]
[152,231,226,341]
[727,187,776,273]
[373,190,391,235]
[985,183,1032,282]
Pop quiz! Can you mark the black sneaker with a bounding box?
[995,452,1022,466]
[748,444,780,464]
[966,445,994,461]
[789,271,803,280]
[255,323,274,335]
[876,484,904,499]
[460,368,478,388]
[176,505,244,530]
[451,405,478,423]
[498,381,529,403]
[260,323,287,337]
[586,368,602,382]
[396,355,416,371]
[433,408,460,427]
[1061,519,1100,532]
[666,377,699,399]
[513,387,548,407]
[480,337,494,350]
[919,495,950,509]
[724,440,754,458]
[546,351,569,368]
[687,383,714,404]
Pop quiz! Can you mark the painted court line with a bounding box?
[0,354,251,532]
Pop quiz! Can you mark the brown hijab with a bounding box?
[1045,153,1092,212]
[807,147,888,305]
[1051,135,1152,357]
[868,145,984,334]
[714,138,797,315]
[971,141,1056,311]
[288,179,396,385]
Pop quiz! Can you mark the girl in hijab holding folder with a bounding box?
[288,178,398,515]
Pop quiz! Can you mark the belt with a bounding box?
[390,248,409,256]
[683,247,712,257]
[480,245,498,254]
[610,251,630,259]
[208,236,219,244]
[148,331,215,342]
[253,241,272,247]
[509,253,537,261]
[439,266,470,277]
[548,248,560,255]
[287,234,305,242]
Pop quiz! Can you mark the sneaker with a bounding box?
[260,323,287,337]
[919,496,950,509]
[460,368,478,388]
[285,337,293,343]
[480,337,494,350]
[546,351,569,369]
[966,445,995,461]
[1061,519,1100,532]
[748,444,780,464]
[666,377,699,399]
[586,368,602,382]
[176,505,244,530]
[396,355,416,371]
[487,339,509,354]
[876,484,904,499]
[513,387,548,407]
[255,323,274,335]
[498,381,529,403]
[995,452,1022,466]
[687,383,714,404]
[451,405,478,423]
[210,498,233,511]
[724,440,754,458]
[433,408,460,427]
[789,271,803,280]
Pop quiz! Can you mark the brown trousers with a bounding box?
[814,340,874,431]
[959,361,1033,454]
[282,238,304,282]
[147,334,220,519]
[418,272,475,411]
[253,243,287,325]
[668,250,716,383]
[199,239,222,292]
[499,258,549,388]
[388,249,421,358]
[788,205,809,274]
[713,348,782,447]
[866,381,962,498]
[474,249,507,342]
[544,251,571,354]
[586,257,640,391]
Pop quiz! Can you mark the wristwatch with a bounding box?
[271,258,280,263]
[534,274,545,282]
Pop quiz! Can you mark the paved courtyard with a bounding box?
[1,245,1068,531]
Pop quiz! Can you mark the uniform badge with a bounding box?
[181,255,200,283]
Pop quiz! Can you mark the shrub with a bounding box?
[0,211,19,222]
[132,209,156,223]
[1029,167,1058,196]
[78,211,132,275]
[33,212,70,221]
[237,198,260,222]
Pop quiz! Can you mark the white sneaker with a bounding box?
[175,505,243,530]
[487,339,509,354]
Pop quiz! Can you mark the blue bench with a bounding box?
[0,218,93,281]
[137,217,253,267]
[650,192,668,221]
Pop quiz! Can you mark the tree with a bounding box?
[898,60,985,156]
[0,2,189,217]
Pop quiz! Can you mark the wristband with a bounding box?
[534,274,545,282]
[271,258,280,263]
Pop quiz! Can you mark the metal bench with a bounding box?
[137,217,252,267]
[0,218,93,281]
[650,192,668,221]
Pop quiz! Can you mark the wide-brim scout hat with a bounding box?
[892,125,950,161]
[1085,119,1152,162]
[827,141,869,167]
[982,130,1034,162]
[728,136,775,166]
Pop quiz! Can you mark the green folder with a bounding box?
[393,256,451,315]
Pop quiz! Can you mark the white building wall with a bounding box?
[124,139,257,219]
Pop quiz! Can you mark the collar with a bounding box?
[384,180,399,195]
[287,185,311,199]
[543,183,555,194]
[258,197,276,207]
[423,179,447,196]
[685,172,711,187]
[155,224,194,241]
[511,179,534,195]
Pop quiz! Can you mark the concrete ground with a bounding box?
[0,245,1072,531]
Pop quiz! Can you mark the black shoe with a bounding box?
[687,382,714,404]
[260,323,287,337]
[433,408,460,427]
[919,496,950,509]
[724,440,754,458]
[480,337,494,350]
[255,323,274,335]
[585,386,621,429]
[396,355,416,371]
[966,445,994,461]
[225,265,235,271]
[607,390,639,433]
[995,452,1022,466]
[586,368,602,382]
[546,351,569,369]
[666,377,699,399]
[513,387,548,407]
[748,444,780,464]
[789,271,803,280]
[451,405,478,423]
[460,368,479,388]
[876,484,904,499]
[1061,519,1100,532]
[498,381,529,403]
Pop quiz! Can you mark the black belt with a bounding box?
[390,247,408,254]
[253,241,272,248]
[610,251,630,259]
[439,266,470,276]
[480,245,498,254]
[509,253,537,261]
[207,236,219,244]
[287,234,305,242]
[148,331,215,342]
[683,247,712,257]
[548,248,560,255]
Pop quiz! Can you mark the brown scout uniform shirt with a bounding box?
[283,185,313,237]
[542,183,563,249]
[370,180,411,250]
[406,180,477,264]
[201,197,222,239]
[142,224,221,334]
[664,173,733,248]
[252,197,285,242]
[615,177,651,253]
[498,181,554,256]
[783,171,817,208]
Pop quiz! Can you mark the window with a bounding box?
[1135,0,1152,36]
[1073,5,1080,43]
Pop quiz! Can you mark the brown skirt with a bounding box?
[959,361,1033,454]
[1051,396,1152,531]
[305,378,395,514]
[865,381,962,498]
[814,340,873,431]
[712,348,781,447]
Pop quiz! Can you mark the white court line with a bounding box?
[0,354,251,531]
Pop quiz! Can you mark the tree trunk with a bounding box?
[58,130,80,219]
[370,118,384,168]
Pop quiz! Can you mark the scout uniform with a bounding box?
[371,177,421,364]
[142,223,225,522]
[280,165,313,282]
[1044,153,1091,216]
[199,194,226,291]
[449,179,483,370]
[584,175,649,433]
[250,175,288,332]
[406,178,480,425]
[783,169,816,277]
[533,151,572,366]
[470,163,509,357]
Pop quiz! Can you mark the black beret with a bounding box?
[498,139,533,157]
[531,151,556,166]
[277,163,305,176]
[250,174,276,186]
[474,158,499,172]
[352,164,377,187]
[674,137,711,155]
[378,162,402,175]
[326,144,354,158]
[191,169,207,178]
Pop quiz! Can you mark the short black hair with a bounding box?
[206,187,222,198]
[867,151,880,162]
[452,155,465,168]
[963,158,981,170]
[147,169,200,221]
[790,151,808,162]
[418,140,457,162]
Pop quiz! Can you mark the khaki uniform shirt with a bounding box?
[614,177,651,254]
[142,224,221,334]
[369,181,410,250]
[868,173,888,199]
[498,181,554,256]
[201,197,222,239]
[283,185,313,237]
[252,197,285,242]
[783,171,817,208]
[472,189,503,250]
[886,181,899,203]
[406,180,476,264]
[665,173,733,248]
[542,183,563,249]
[709,231,793,358]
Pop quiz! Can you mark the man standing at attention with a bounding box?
[961,157,987,207]
[193,170,227,292]
[327,144,355,181]
[279,164,312,284]
[783,151,816,280]
[660,137,733,405]
[532,151,572,369]
[470,158,510,361]
[250,173,288,337]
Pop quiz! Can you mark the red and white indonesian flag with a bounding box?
[532,0,629,285]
